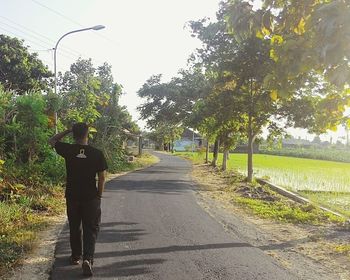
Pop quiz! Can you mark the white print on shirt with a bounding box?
[76,149,87,158]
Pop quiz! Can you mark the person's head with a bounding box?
[72,122,89,142]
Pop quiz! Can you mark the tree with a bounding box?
[137,69,209,152]
[0,35,52,94]
[58,58,139,170]
[225,0,350,91]
[15,93,49,163]
[0,87,50,163]
[190,14,279,181]
[211,1,350,181]
[58,58,101,125]
[137,69,210,129]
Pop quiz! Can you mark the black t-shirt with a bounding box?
[55,141,108,200]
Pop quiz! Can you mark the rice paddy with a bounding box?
[225,153,350,193]
[176,152,350,216]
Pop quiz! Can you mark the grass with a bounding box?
[174,151,206,165]
[234,196,343,224]
[176,152,350,193]
[130,152,159,169]
[176,151,349,222]
[228,154,350,193]
[298,191,350,217]
[0,185,65,275]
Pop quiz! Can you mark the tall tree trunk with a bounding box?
[171,139,174,153]
[138,136,143,156]
[211,138,219,167]
[205,139,209,164]
[247,130,254,182]
[247,77,254,182]
[222,148,228,171]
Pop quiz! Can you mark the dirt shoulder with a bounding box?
[191,163,350,280]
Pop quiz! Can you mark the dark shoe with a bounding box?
[69,255,81,265]
[82,260,93,276]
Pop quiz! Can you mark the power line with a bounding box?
[0,14,84,57]
[0,18,83,58]
[0,26,50,51]
[0,22,108,70]
[30,0,119,46]
[29,48,52,52]
[0,25,80,67]
[0,20,106,66]
[31,0,83,27]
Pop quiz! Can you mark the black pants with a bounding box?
[66,197,101,261]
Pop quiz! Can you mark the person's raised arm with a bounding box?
[49,128,72,147]
[97,171,106,199]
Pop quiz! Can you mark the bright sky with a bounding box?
[0,0,346,142]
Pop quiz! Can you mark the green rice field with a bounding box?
[177,152,350,216]
[225,153,350,193]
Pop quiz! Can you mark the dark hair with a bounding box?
[72,122,88,140]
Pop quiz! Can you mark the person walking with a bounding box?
[49,122,108,276]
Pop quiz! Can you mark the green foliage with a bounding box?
[0,42,139,276]
[140,1,350,182]
[137,69,210,129]
[0,35,52,94]
[225,0,350,90]
[56,58,140,172]
[15,93,49,163]
[234,196,344,224]
[0,186,64,274]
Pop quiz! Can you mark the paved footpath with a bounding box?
[51,152,299,279]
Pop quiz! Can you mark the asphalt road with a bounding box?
[51,152,297,279]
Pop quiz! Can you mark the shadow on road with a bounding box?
[98,221,147,243]
[51,221,152,279]
[105,179,193,195]
[94,242,253,259]
[92,258,166,278]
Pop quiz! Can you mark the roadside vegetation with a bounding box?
[176,152,350,223]
[137,1,350,185]
[0,35,151,276]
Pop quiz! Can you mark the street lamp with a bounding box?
[53,25,105,133]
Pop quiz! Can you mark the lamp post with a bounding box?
[53,25,105,133]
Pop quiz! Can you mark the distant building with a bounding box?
[173,128,204,152]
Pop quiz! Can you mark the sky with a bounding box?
[0,0,347,143]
